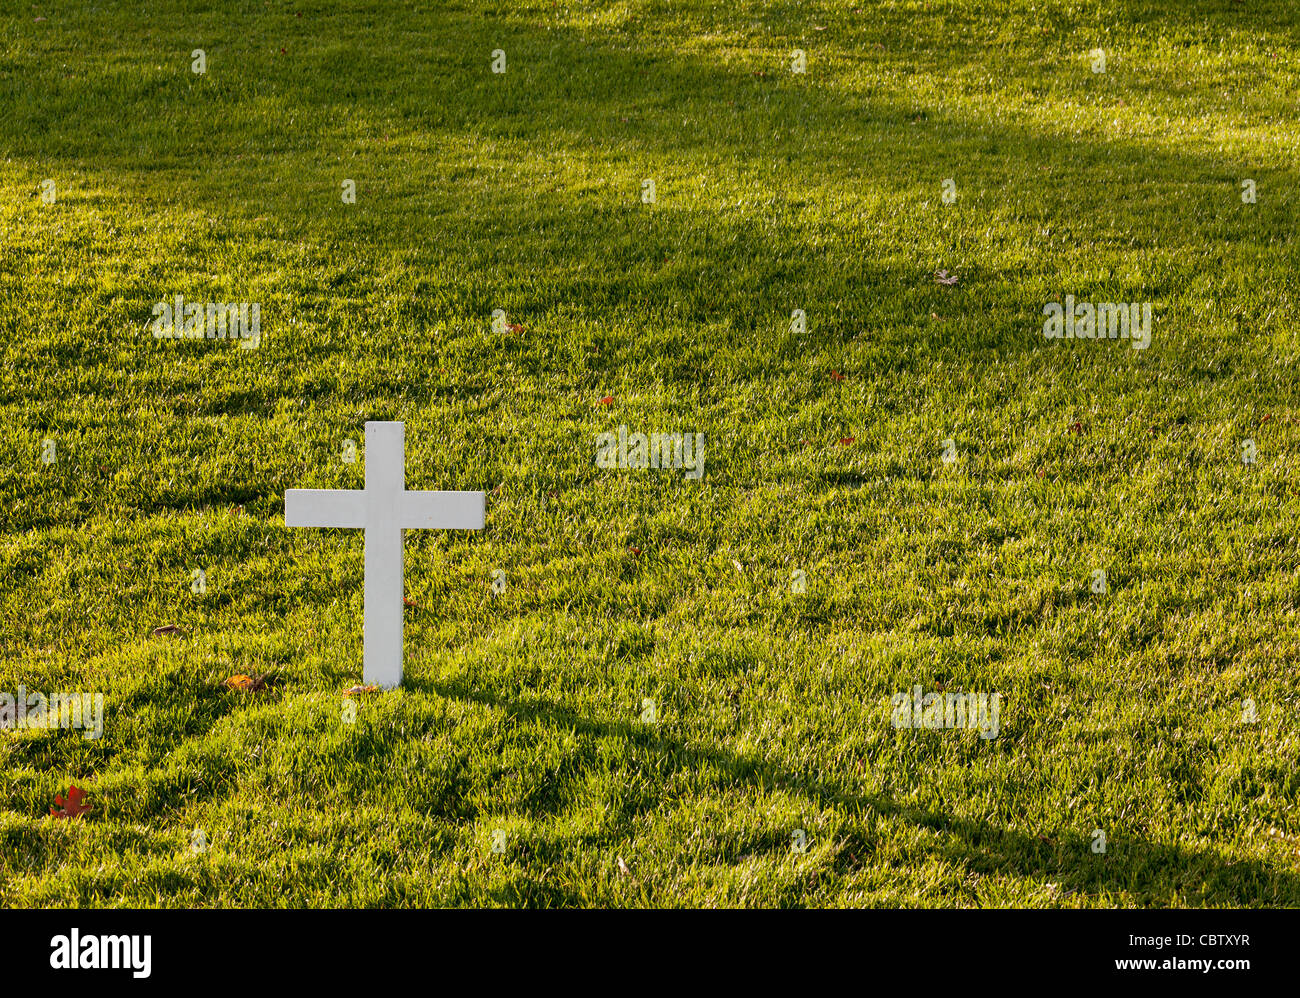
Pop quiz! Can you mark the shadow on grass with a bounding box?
[417,673,1300,906]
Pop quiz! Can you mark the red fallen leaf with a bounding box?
[507,323,525,334]
[280,48,286,54]
[838,437,855,445]
[403,597,418,608]
[1261,414,1271,424]
[829,370,845,382]
[627,546,641,556]
[151,624,184,637]
[598,396,614,406]
[343,684,380,697]
[1070,421,1084,434]
[50,785,92,819]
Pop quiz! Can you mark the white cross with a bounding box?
[285,421,484,688]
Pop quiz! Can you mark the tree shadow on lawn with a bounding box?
[416,674,1300,906]
[7,10,1287,363]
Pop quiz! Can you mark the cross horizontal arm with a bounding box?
[400,490,485,530]
[285,489,367,528]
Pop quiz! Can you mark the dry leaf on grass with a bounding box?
[50,785,92,819]
[225,674,268,692]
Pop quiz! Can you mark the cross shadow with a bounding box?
[403,674,1300,905]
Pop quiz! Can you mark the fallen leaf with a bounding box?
[617,856,631,876]
[627,546,641,556]
[225,674,268,692]
[151,624,184,637]
[343,685,380,697]
[829,370,845,382]
[403,597,418,608]
[934,270,959,286]
[507,323,525,334]
[839,437,855,445]
[50,785,92,819]
[598,396,615,406]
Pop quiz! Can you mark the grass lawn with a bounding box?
[2,0,1299,907]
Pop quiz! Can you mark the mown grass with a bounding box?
[1,0,1299,907]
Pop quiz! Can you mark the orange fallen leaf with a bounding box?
[403,597,418,608]
[507,323,525,334]
[343,685,381,697]
[598,396,614,406]
[838,437,855,445]
[829,370,845,382]
[50,785,92,819]
[225,674,270,692]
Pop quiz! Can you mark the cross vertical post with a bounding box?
[364,421,405,690]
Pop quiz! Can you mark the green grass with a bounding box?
[2,0,1299,907]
